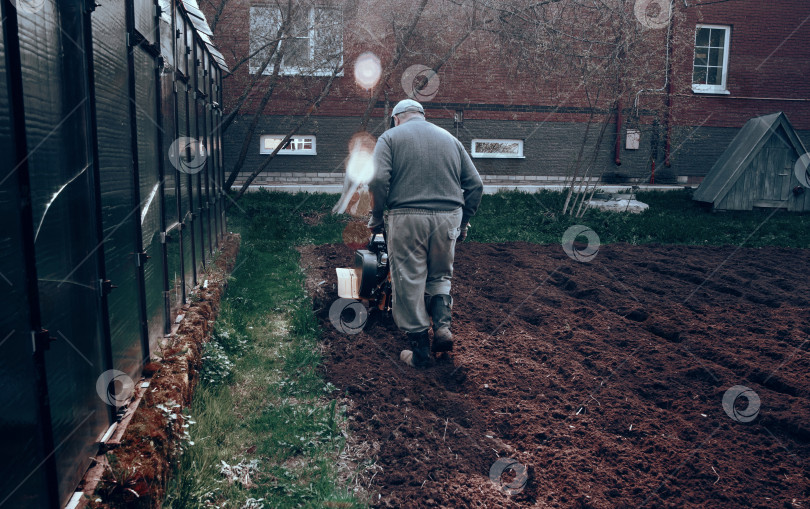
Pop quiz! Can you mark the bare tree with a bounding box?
[486,0,689,214]
[205,0,694,209]
[201,0,348,195]
[232,61,344,201]
[350,0,484,131]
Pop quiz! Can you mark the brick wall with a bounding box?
[671,0,810,128]
[211,0,810,126]
[225,114,652,182]
[210,0,810,184]
[224,115,810,186]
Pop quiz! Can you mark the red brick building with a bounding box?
[207,0,810,189]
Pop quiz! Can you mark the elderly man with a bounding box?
[368,99,483,368]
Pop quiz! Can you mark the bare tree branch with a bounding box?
[357,0,430,131]
[231,61,345,202]
[223,1,295,191]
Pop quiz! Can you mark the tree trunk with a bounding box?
[562,112,594,215]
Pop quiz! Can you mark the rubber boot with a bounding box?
[407,330,432,368]
[429,294,453,352]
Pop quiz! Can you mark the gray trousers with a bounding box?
[387,208,463,333]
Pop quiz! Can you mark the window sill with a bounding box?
[249,69,344,78]
[471,156,526,159]
[260,152,317,156]
[691,85,731,95]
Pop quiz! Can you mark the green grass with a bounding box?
[164,192,360,509]
[469,189,810,247]
[164,188,810,508]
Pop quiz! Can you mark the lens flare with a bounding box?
[345,150,374,185]
[354,52,382,90]
[345,132,377,185]
[332,133,378,215]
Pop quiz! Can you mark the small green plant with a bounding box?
[211,325,249,356]
[199,341,234,386]
[155,399,196,458]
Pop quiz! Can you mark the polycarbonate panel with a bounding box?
[134,48,165,351]
[159,5,174,69]
[16,1,109,504]
[135,0,158,43]
[184,172,197,291]
[176,10,187,76]
[177,83,196,291]
[185,16,194,79]
[217,109,226,235]
[208,97,220,244]
[202,52,218,247]
[196,42,204,92]
[198,92,212,256]
[91,0,143,381]
[0,6,53,506]
[188,88,205,271]
[213,67,224,236]
[161,59,184,313]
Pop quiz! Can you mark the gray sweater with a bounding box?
[369,116,483,225]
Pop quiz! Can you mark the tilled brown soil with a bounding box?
[304,242,810,508]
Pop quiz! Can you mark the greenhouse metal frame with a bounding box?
[0,0,228,506]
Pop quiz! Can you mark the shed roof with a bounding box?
[693,112,808,204]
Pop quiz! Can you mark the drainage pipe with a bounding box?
[615,99,623,166]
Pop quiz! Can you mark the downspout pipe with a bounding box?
[664,65,673,167]
[615,99,623,166]
[633,0,675,168]
[664,4,675,167]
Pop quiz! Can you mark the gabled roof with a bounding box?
[179,0,230,73]
[693,112,809,203]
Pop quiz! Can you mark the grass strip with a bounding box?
[470,189,810,247]
[164,192,360,509]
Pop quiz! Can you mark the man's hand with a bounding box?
[368,215,385,234]
[459,223,469,242]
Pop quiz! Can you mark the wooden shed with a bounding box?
[693,112,810,211]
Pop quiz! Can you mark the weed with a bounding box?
[199,341,234,386]
[470,189,810,247]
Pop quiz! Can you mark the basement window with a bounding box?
[471,139,524,159]
[260,135,317,156]
[692,25,731,94]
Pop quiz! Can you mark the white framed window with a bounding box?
[471,139,524,159]
[249,6,343,76]
[692,24,731,94]
[260,135,317,155]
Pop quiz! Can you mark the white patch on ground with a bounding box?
[220,458,261,488]
[587,193,649,213]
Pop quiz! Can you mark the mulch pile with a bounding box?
[304,242,810,508]
[88,234,240,509]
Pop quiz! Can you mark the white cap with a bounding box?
[391,99,424,117]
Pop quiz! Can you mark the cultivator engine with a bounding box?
[336,233,392,313]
